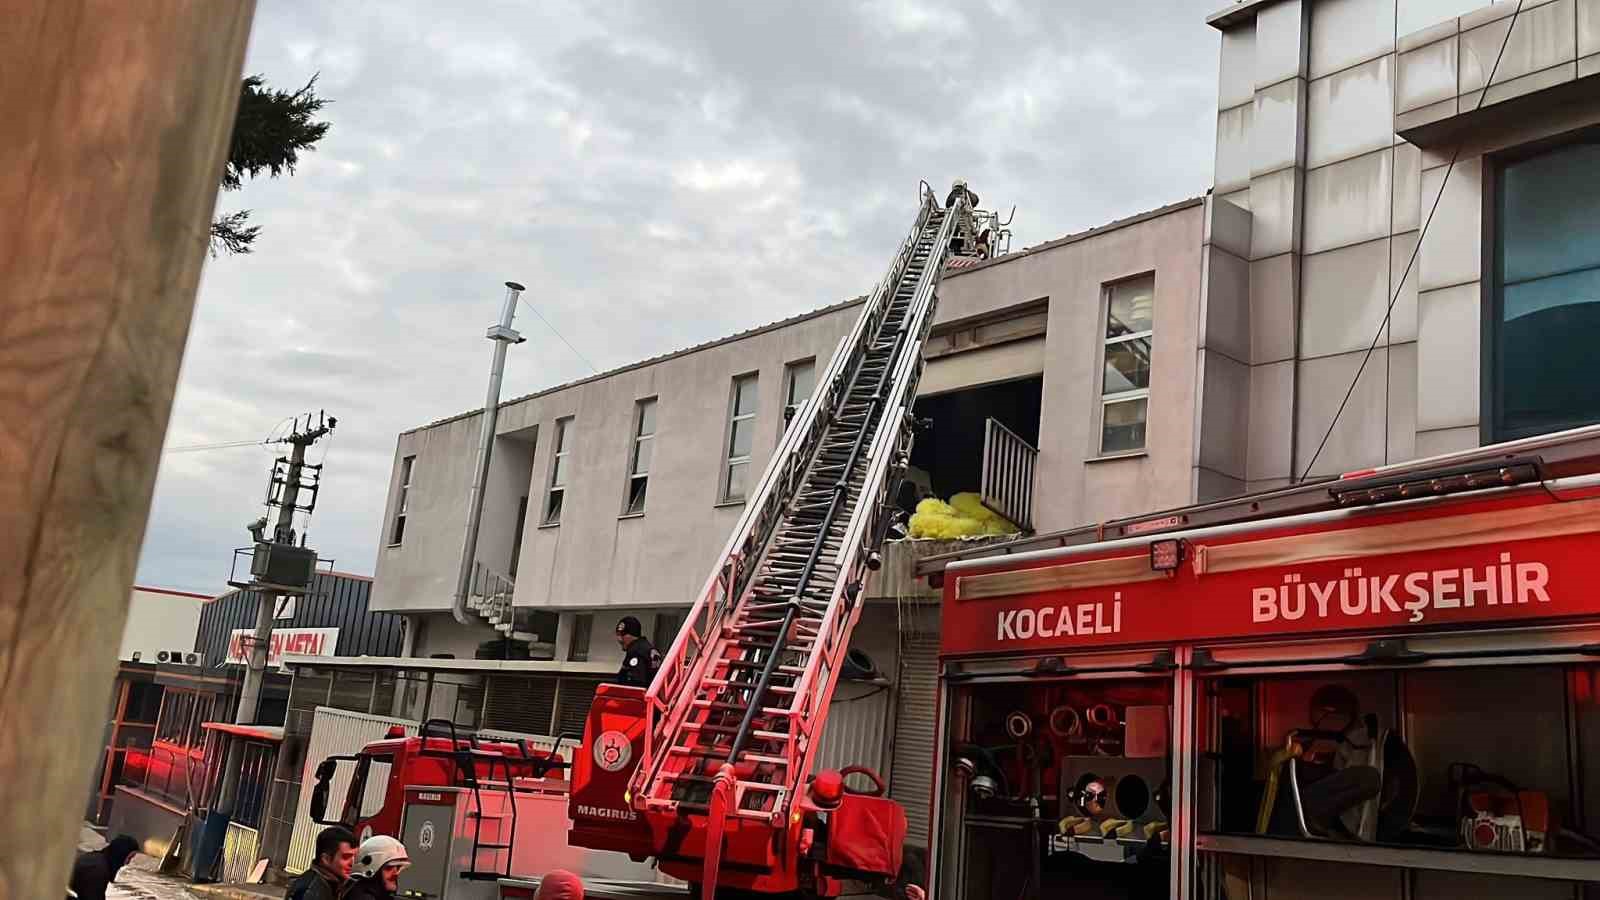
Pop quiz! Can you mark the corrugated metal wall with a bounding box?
[814,680,891,777]
[890,604,941,847]
[194,572,405,668]
[286,708,418,873]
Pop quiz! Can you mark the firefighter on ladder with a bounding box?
[944,179,989,260]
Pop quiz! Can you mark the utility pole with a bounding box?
[0,4,254,895]
[235,412,336,723]
[451,282,526,625]
[210,412,334,872]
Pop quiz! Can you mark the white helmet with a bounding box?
[354,835,411,879]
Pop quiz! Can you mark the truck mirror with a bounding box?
[309,757,339,823]
[309,781,330,823]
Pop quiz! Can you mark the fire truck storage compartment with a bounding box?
[939,660,1174,900]
[1193,629,1600,899]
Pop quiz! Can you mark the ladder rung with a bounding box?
[692,699,789,715]
[701,678,795,693]
[720,660,806,674]
[668,746,790,766]
[683,722,792,742]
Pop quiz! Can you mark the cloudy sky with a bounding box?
[138,0,1221,594]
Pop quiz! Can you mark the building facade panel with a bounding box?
[1208,0,1600,482]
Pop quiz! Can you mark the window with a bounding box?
[509,495,528,577]
[1099,274,1154,454]
[1492,138,1600,440]
[625,399,656,515]
[722,374,759,502]
[354,753,395,819]
[568,613,593,662]
[782,359,816,434]
[653,612,683,651]
[390,456,415,545]
[544,418,572,525]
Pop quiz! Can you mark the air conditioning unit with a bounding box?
[157,651,171,663]
[185,653,201,665]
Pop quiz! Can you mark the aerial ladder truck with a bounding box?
[568,183,970,898]
[308,184,981,900]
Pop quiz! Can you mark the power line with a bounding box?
[163,438,269,454]
[1298,0,1525,481]
[164,416,303,455]
[518,294,600,374]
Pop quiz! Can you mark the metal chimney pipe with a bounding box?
[453,281,527,626]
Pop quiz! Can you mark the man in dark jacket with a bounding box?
[287,826,357,900]
[613,616,660,688]
[69,835,139,900]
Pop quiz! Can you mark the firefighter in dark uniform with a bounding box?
[614,615,660,687]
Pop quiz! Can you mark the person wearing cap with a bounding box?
[535,868,585,900]
[613,616,660,688]
[343,835,410,900]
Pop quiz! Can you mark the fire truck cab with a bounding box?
[309,719,568,845]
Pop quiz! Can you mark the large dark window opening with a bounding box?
[1493,136,1600,440]
[906,376,1043,509]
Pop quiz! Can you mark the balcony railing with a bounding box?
[980,417,1037,533]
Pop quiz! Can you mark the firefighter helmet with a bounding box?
[354,835,411,878]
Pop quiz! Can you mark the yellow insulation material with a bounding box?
[908,492,1018,539]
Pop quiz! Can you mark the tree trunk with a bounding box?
[0,3,255,896]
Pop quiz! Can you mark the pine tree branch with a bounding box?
[221,73,331,191]
[210,210,261,256]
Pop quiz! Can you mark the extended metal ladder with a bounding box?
[629,186,962,874]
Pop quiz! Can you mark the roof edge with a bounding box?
[942,196,1205,280]
[406,295,868,435]
[406,194,1205,437]
[1207,0,1277,29]
[133,585,214,600]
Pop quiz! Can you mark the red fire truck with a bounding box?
[922,423,1600,899]
[309,719,566,845]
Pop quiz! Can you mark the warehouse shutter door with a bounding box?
[483,675,556,735]
[554,677,602,740]
[813,681,890,777]
[890,635,940,847]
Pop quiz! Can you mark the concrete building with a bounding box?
[367,198,1208,842]
[373,199,1207,651]
[1202,0,1600,487]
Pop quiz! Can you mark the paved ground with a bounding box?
[78,826,283,900]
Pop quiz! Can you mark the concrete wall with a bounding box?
[119,587,208,662]
[375,416,539,615]
[372,201,1205,618]
[939,203,1207,524]
[1205,0,1600,483]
